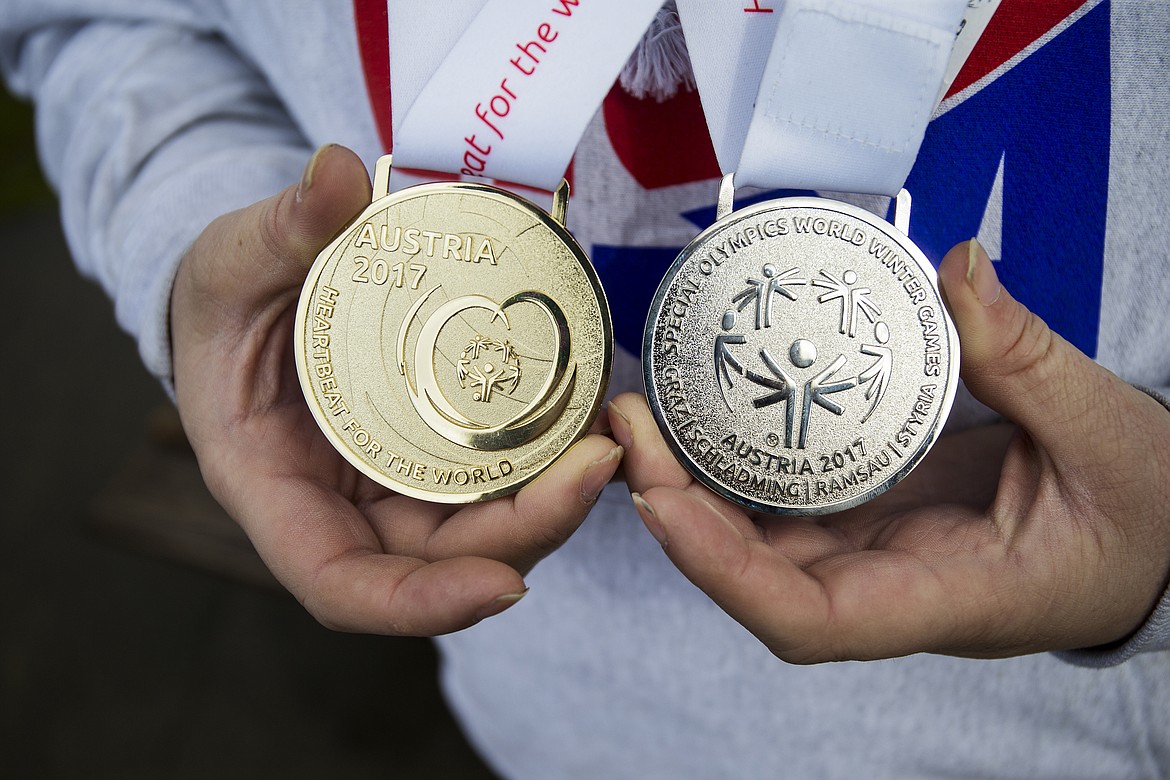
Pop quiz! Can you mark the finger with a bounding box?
[194,144,372,312]
[424,434,624,574]
[608,392,694,494]
[588,404,613,436]
[172,145,373,412]
[632,486,837,661]
[305,555,526,636]
[235,474,527,635]
[633,488,988,662]
[611,391,766,542]
[938,239,1141,468]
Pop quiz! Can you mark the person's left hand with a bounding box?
[610,240,1170,663]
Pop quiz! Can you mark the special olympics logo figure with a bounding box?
[457,334,522,403]
[713,265,895,449]
[748,340,856,450]
[812,268,880,337]
[730,264,808,329]
[715,310,748,411]
[857,322,893,423]
[398,286,576,450]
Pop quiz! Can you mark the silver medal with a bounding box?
[644,182,959,515]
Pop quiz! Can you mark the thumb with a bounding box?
[283,144,374,267]
[938,239,1127,462]
[195,144,372,309]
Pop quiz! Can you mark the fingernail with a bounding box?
[297,144,336,202]
[594,405,613,437]
[966,238,1001,306]
[581,445,623,504]
[631,492,667,546]
[608,401,633,449]
[474,589,528,623]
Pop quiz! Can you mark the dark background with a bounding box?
[0,86,497,779]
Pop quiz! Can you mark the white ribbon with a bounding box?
[675,0,968,196]
[388,0,665,191]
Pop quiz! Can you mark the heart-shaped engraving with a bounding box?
[397,286,576,450]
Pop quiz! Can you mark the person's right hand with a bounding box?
[170,145,622,635]
[610,241,1170,663]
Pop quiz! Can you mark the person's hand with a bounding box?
[611,240,1170,662]
[170,145,622,635]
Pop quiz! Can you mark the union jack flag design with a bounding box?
[590,0,1110,358]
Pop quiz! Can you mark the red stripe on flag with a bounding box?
[947,0,1091,98]
[602,82,720,190]
[354,0,393,152]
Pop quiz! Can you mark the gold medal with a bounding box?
[294,156,612,503]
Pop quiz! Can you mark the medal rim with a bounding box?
[294,180,614,504]
[642,195,960,516]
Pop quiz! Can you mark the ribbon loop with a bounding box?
[678,0,968,196]
[390,0,664,191]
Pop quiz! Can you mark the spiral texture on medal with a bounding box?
[295,182,612,503]
[644,197,958,515]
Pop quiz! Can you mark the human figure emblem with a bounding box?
[716,265,887,450]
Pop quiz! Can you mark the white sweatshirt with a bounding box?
[3,1,1168,777]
